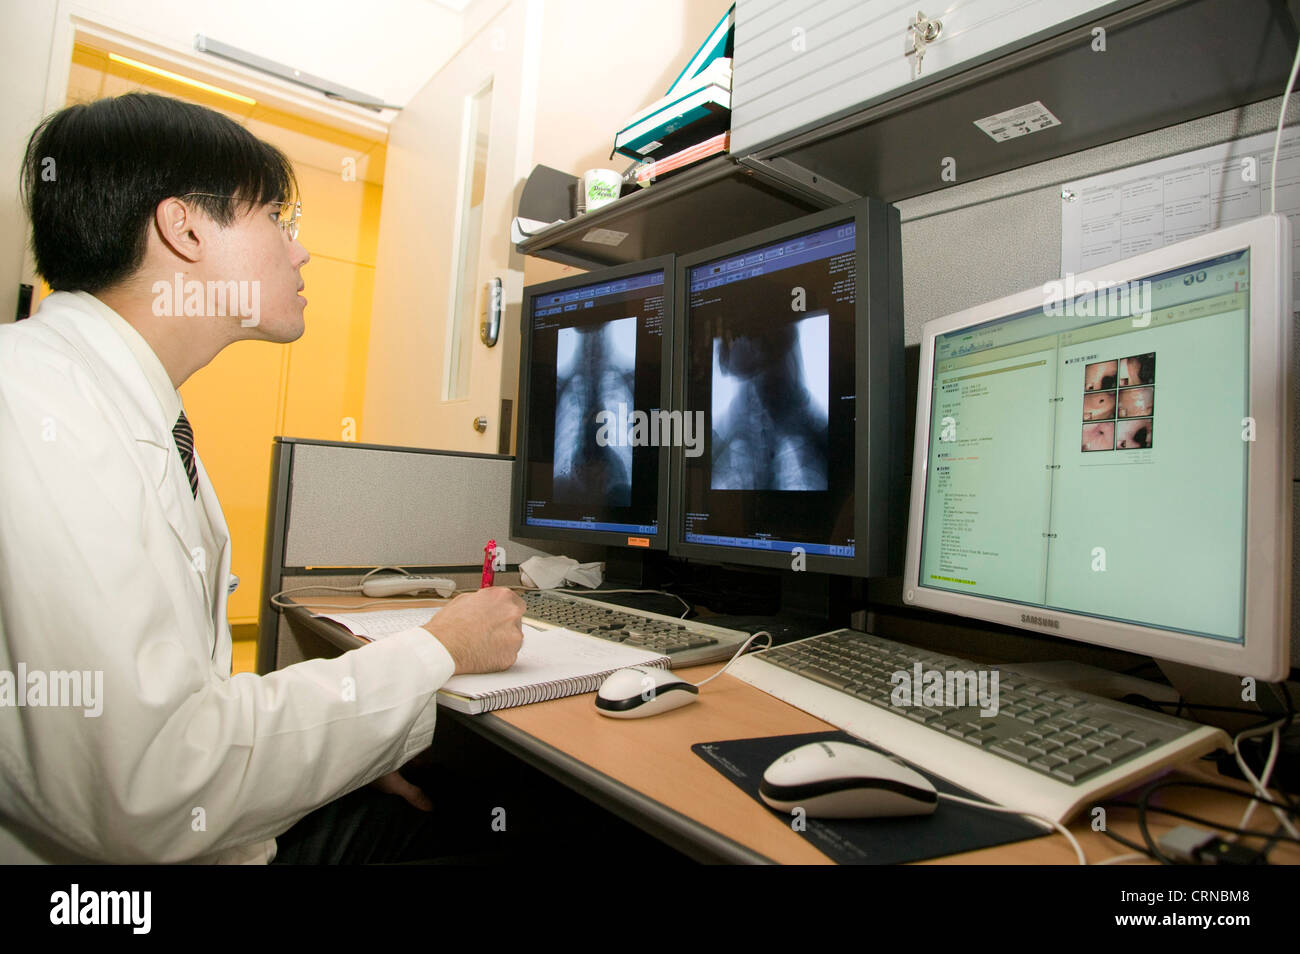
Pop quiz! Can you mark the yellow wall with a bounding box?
[65,45,386,623]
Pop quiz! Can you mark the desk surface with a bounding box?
[285,596,1298,865]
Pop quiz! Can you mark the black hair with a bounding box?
[20,92,298,293]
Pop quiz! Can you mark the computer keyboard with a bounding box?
[729,628,1229,824]
[520,590,750,667]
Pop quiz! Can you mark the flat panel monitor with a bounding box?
[904,215,1292,681]
[670,198,905,577]
[512,256,674,550]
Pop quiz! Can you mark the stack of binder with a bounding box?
[613,5,734,168]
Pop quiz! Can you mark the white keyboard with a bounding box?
[729,628,1229,824]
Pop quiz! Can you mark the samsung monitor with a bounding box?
[512,256,674,550]
[904,214,1292,681]
[669,198,905,577]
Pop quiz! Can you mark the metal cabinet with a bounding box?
[731,0,1120,156]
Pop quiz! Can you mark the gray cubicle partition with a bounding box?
[256,437,572,675]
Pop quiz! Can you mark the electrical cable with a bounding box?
[937,793,1087,865]
[692,632,772,687]
[1128,781,1300,864]
[1270,34,1300,215]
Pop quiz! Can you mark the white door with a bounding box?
[364,0,541,453]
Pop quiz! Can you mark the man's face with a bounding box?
[202,200,309,343]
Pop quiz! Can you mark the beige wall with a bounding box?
[360,0,734,451]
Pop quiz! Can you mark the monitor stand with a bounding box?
[1157,659,1296,735]
[701,568,865,643]
[603,548,662,588]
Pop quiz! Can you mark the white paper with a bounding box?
[1061,128,1300,307]
[973,101,1060,142]
[317,607,437,640]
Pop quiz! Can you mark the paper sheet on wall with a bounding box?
[1061,127,1300,309]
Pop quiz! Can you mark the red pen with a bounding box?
[481,539,496,588]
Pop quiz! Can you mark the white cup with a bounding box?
[581,168,623,212]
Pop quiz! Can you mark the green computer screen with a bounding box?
[918,249,1251,644]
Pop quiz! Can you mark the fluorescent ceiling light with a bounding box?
[108,52,257,105]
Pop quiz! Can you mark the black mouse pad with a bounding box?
[693,731,1046,864]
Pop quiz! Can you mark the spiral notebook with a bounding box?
[437,624,672,714]
[319,609,671,714]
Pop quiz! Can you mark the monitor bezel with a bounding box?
[511,254,676,551]
[902,214,1292,681]
[668,198,903,578]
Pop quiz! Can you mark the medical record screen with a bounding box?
[917,249,1251,643]
[520,268,666,539]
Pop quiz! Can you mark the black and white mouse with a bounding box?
[594,666,699,719]
[759,741,938,818]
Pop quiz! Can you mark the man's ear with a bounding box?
[153,196,204,263]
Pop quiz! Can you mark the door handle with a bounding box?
[480,277,503,347]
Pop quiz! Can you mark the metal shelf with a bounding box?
[515,156,825,269]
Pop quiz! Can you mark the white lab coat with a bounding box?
[0,292,454,863]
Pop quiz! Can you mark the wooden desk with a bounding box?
[284,597,1298,865]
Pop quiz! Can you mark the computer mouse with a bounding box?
[759,741,938,818]
[595,666,699,719]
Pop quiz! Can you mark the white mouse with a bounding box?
[759,740,938,818]
[595,666,699,719]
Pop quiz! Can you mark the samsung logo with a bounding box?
[1021,613,1060,629]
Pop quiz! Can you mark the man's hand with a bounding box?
[422,586,524,675]
[370,770,433,811]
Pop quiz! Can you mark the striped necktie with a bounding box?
[173,410,199,498]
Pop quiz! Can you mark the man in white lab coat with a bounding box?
[0,92,524,863]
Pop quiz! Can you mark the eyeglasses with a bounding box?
[180,192,302,241]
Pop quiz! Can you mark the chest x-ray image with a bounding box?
[553,316,636,506]
[710,312,829,491]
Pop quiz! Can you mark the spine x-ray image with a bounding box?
[553,317,636,506]
[710,312,829,491]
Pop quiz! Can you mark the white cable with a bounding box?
[1270,36,1300,214]
[1233,721,1294,836]
[274,597,442,611]
[692,631,773,687]
[1232,718,1299,839]
[269,584,363,608]
[270,565,451,610]
[1095,852,1148,866]
[270,592,449,611]
[937,792,1087,865]
[361,565,411,581]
